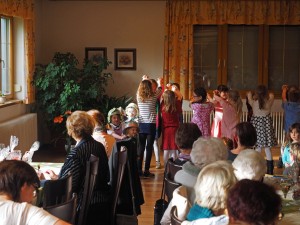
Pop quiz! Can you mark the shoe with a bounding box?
[144,170,155,178]
[156,161,161,169]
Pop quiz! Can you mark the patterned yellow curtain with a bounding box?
[164,0,300,99]
[0,0,35,104]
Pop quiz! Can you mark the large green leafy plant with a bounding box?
[33,52,132,144]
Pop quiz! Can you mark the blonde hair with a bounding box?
[162,90,177,113]
[66,111,95,139]
[137,79,153,102]
[194,160,237,211]
[228,90,243,119]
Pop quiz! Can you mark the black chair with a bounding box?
[43,173,72,207]
[170,206,182,225]
[77,154,99,225]
[164,176,181,202]
[166,158,182,180]
[111,146,128,225]
[44,193,77,224]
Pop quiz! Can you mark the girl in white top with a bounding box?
[247,85,277,174]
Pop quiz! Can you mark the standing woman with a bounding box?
[137,76,162,177]
[247,85,277,174]
[45,111,111,224]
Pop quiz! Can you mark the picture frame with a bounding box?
[85,47,107,67]
[114,48,136,70]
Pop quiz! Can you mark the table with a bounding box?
[30,162,63,180]
[264,175,300,224]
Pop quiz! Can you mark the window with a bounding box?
[193,25,300,94]
[0,16,12,96]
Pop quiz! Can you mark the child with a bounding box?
[213,89,243,141]
[123,121,139,138]
[87,109,116,157]
[247,85,277,174]
[208,85,229,138]
[125,103,139,123]
[137,76,162,177]
[278,85,300,168]
[161,90,181,164]
[106,108,126,141]
[190,87,214,137]
[282,123,300,175]
[170,82,183,123]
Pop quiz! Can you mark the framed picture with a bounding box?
[85,47,107,66]
[114,48,136,70]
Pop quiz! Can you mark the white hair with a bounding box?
[232,149,266,181]
[194,160,237,211]
[190,137,228,170]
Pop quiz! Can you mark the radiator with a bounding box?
[183,110,284,145]
[0,113,37,153]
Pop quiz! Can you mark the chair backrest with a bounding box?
[164,176,181,202]
[166,158,182,181]
[77,154,99,225]
[43,173,72,207]
[111,146,128,225]
[44,193,77,224]
[170,206,182,225]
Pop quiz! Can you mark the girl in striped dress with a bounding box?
[247,85,277,174]
[137,76,162,177]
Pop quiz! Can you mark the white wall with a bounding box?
[35,0,166,98]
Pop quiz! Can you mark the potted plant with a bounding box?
[0,91,6,104]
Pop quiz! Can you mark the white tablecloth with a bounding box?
[30,162,63,180]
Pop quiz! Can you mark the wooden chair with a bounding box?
[44,193,77,224]
[77,154,99,225]
[166,158,182,180]
[170,206,182,225]
[164,176,181,202]
[111,146,128,225]
[43,173,72,207]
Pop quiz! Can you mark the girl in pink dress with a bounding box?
[213,89,243,141]
[161,90,181,164]
[208,85,229,137]
[190,87,214,137]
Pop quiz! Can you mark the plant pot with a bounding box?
[0,96,6,104]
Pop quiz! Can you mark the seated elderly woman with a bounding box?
[227,179,282,225]
[45,111,110,225]
[232,149,266,181]
[227,122,257,161]
[0,160,70,225]
[181,161,236,225]
[174,137,228,203]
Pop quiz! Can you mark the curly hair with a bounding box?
[175,123,202,149]
[137,79,153,102]
[67,110,95,139]
[162,90,177,113]
[227,179,281,224]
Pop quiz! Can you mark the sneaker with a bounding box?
[144,170,155,178]
[156,161,161,169]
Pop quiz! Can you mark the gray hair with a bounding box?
[194,160,237,211]
[232,149,266,181]
[190,137,228,170]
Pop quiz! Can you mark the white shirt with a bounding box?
[0,198,58,225]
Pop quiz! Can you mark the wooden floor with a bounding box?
[34,144,283,225]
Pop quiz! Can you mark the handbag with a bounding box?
[154,166,169,225]
[115,147,138,225]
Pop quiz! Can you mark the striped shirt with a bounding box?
[59,135,110,207]
[137,88,162,124]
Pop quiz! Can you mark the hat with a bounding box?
[123,121,139,135]
[125,103,139,116]
[107,108,121,123]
